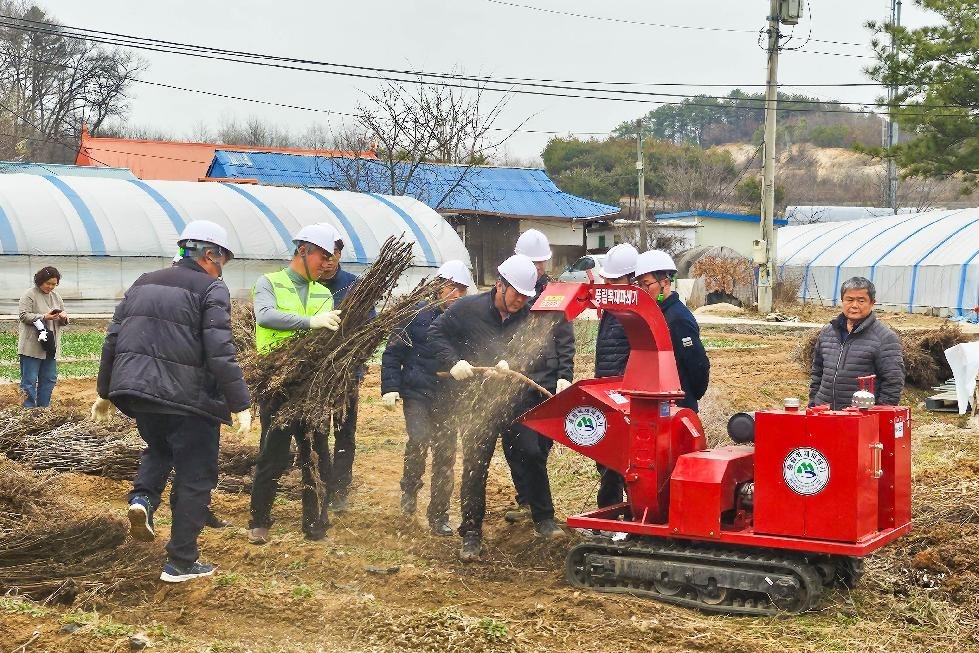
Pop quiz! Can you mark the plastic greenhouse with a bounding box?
[0,174,469,313]
[777,208,979,316]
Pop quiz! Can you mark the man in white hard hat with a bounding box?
[502,229,573,536]
[593,243,640,507]
[634,250,710,413]
[316,227,373,512]
[92,220,251,583]
[380,260,473,536]
[429,254,554,561]
[248,223,344,545]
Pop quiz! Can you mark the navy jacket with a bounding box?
[594,311,630,378]
[381,301,445,402]
[659,292,709,412]
[323,267,360,306]
[97,258,251,424]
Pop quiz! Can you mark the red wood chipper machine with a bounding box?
[521,282,912,615]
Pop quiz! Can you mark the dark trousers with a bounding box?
[129,411,220,567]
[328,387,358,500]
[400,397,456,523]
[597,464,626,508]
[458,394,527,536]
[502,393,556,523]
[249,397,330,536]
[503,427,553,507]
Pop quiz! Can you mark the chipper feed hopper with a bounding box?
[520,282,911,615]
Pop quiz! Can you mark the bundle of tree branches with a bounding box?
[795,322,971,389]
[243,236,434,431]
[0,407,259,480]
[231,299,257,355]
[0,459,160,603]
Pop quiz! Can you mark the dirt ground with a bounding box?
[2,322,978,653]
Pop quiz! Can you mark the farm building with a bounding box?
[586,211,788,259]
[0,173,467,313]
[777,208,979,316]
[203,150,620,284]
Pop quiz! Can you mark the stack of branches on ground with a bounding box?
[795,322,970,389]
[0,459,160,603]
[0,407,259,480]
[241,236,434,432]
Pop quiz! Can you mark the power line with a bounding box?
[484,0,872,49]
[0,14,891,108]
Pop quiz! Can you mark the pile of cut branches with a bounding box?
[0,407,259,480]
[241,236,434,431]
[0,459,160,602]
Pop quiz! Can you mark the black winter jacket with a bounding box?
[809,312,905,410]
[381,301,445,402]
[97,258,251,424]
[594,311,630,378]
[429,289,528,368]
[660,292,710,412]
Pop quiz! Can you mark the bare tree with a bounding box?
[324,77,525,209]
[0,2,143,162]
[657,151,740,213]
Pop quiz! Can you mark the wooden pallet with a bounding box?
[926,379,971,412]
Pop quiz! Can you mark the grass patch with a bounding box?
[0,330,104,380]
[62,610,135,638]
[0,596,47,617]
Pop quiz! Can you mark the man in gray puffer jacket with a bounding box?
[809,277,905,410]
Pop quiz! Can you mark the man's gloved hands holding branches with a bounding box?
[309,309,342,331]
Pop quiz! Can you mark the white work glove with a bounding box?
[556,379,572,393]
[309,309,342,331]
[233,409,252,435]
[37,330,49,343]
[32,317,45,332]
[450,359,475,380]
[381,392,400,411]
[91,397,114,421]
[484,359,510,378]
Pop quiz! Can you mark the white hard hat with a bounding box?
[293,223,341,253]
[635,250,678,277]
[600,243,639,279]
[436,259,474,287]
[514,229,552,262]
[178,220,234,259]
[497,254,539,297]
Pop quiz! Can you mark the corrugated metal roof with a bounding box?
[206,150,620,220]
[777,208,979,315]
[0,161,136,179]
[74,128,376,182]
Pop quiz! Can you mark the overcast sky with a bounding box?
[36,0,935,164]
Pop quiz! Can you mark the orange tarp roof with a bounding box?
[74,126,375,182]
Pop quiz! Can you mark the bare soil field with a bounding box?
[1,323,978,653]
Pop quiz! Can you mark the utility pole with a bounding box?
[885,0,902,211]
[756,0,781,315]
[637,119,648,250]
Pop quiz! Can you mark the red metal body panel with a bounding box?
[669,446,754,538]
[522,281,912,561]
[870,406,912,531]
[754,409,880,542]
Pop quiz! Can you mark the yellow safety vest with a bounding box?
[254,268,334,354]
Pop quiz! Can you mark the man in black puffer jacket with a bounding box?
[92,221,251,584]
[381,260,473,536]
[810,276,905,409]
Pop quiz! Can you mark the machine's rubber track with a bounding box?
[565,538,826,615]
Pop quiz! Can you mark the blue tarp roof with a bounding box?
[206,150,620,220]
[656,210,789,227]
